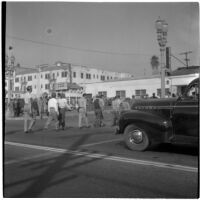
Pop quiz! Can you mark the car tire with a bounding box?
[124,124,150,151]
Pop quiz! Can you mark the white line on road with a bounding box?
[5,141,198,173]
[80,138,122,147]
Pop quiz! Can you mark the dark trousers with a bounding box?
[59,108,66,129]
[112,110,120,126]
[94,109,104,127]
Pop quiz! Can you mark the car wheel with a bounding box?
[124,124,150,151]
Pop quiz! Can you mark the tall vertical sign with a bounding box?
[166,47,171,75]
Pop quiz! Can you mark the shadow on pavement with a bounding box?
[4,132,111,197]
[5,130,23,135]
[4,147,190,198]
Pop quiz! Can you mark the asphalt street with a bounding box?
[4,118,199,198]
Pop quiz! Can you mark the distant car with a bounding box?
[116,78,199,151]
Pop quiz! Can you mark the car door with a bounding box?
[172,81,199,145]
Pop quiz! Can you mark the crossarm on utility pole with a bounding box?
[170,54,187,67]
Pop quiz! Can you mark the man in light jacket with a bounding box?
[111,95,121,126]
[23,86,37,133]
[78,93,90,128]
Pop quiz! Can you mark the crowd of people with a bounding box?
[7,86,180,134]
[20,86,134,133]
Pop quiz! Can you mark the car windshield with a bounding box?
[185,83,199,100]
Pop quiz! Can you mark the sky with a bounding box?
[5,2,199,76]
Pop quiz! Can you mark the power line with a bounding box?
[171,53,187,67]
[179,51,193,68]
[6,34,152,57]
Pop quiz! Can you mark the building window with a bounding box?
[81,73,84,79]
[62,71,67,77]
[100,75,105,81]
[110,77,112,79]
[41,74,43,78]
[86,73,91,79]
[41,84,43,88]
[57,72,59,76]
[52,73,55,79]
[35,75,36,79]
[45,73,50,79]
[116,90,126,98]
[97,75,99,79]
[135,89,146,98]
[24,77,26,81]
[73,72,76,78]
[15,77,19,82]
[15,87,19,91]
[58,82,65,89]
[45,84,50,89]
[157,88,170,98]
[35,85,36,89]
[5,82,7,86]
[98,91,107,98]
[93,74,95,79]
[107,76,109,80]
[28,76,32,81]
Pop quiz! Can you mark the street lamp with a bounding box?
[155,17,168,98]
[5,46,16,117]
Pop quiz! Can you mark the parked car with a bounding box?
[116,78,199,151]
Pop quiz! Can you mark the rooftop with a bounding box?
[170,66,200,76]
[14,61,134,76]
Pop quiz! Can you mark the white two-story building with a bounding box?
[6,64,199,104]
[8,61,134,104]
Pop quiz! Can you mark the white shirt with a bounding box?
[48,98,58,113]
[99,98,104,109]
[78,97,87,109]
[58,98,70,109]
[112,98,121,111]
[24,92,32,104]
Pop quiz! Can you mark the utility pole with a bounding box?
[6,46,15,118]
[179,51,192,68]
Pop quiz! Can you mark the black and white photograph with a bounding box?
[3,1,199,198]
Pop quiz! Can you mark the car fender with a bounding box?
[120,110,173,143]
